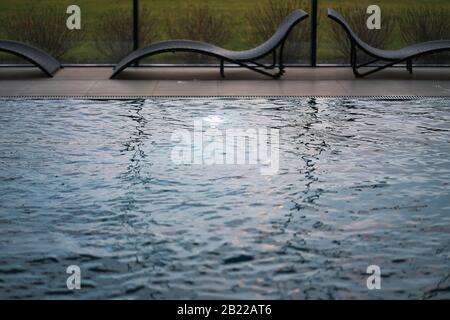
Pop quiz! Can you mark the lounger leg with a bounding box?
[350,43,363,78]
[234,60,280,78]
[407,59,413,74]
[355,59,408,78]
[220,59,225,78]
[274,45,286,78]
[271,51,277,70]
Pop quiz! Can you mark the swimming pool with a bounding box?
[0,97,449,299]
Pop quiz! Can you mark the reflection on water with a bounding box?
[0,98,449,299]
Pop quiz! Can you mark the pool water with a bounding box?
[0,97,449,299]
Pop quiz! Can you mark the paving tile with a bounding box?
[0,81,35,96]
[0,68,48,80]
[217,81,282,96]
[338,80,450,96]
[279,80,345,96]
[0,67,450,97]
[433,81,450,95]
[154,80,219,96]
[86,80,157,96]
[55,68,112,80]
[20,81,96,96]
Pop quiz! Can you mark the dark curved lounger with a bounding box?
[328,9,450,78]
[0,40,62,77]
[111,10,309,79]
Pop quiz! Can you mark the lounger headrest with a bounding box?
[327,9,356,36]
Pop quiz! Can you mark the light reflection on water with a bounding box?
[0,97,449,299]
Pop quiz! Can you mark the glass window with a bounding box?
[1,0,448,66]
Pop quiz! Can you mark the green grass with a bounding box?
[0,0,449,63]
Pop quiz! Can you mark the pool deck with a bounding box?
[0,67,450,97]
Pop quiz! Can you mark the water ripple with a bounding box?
[0,97,449,299]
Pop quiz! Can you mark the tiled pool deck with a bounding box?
[0,67,450,97]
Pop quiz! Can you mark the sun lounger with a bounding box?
[111,10,309,79]
[328,9,450,77]
[0,40,62,77]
